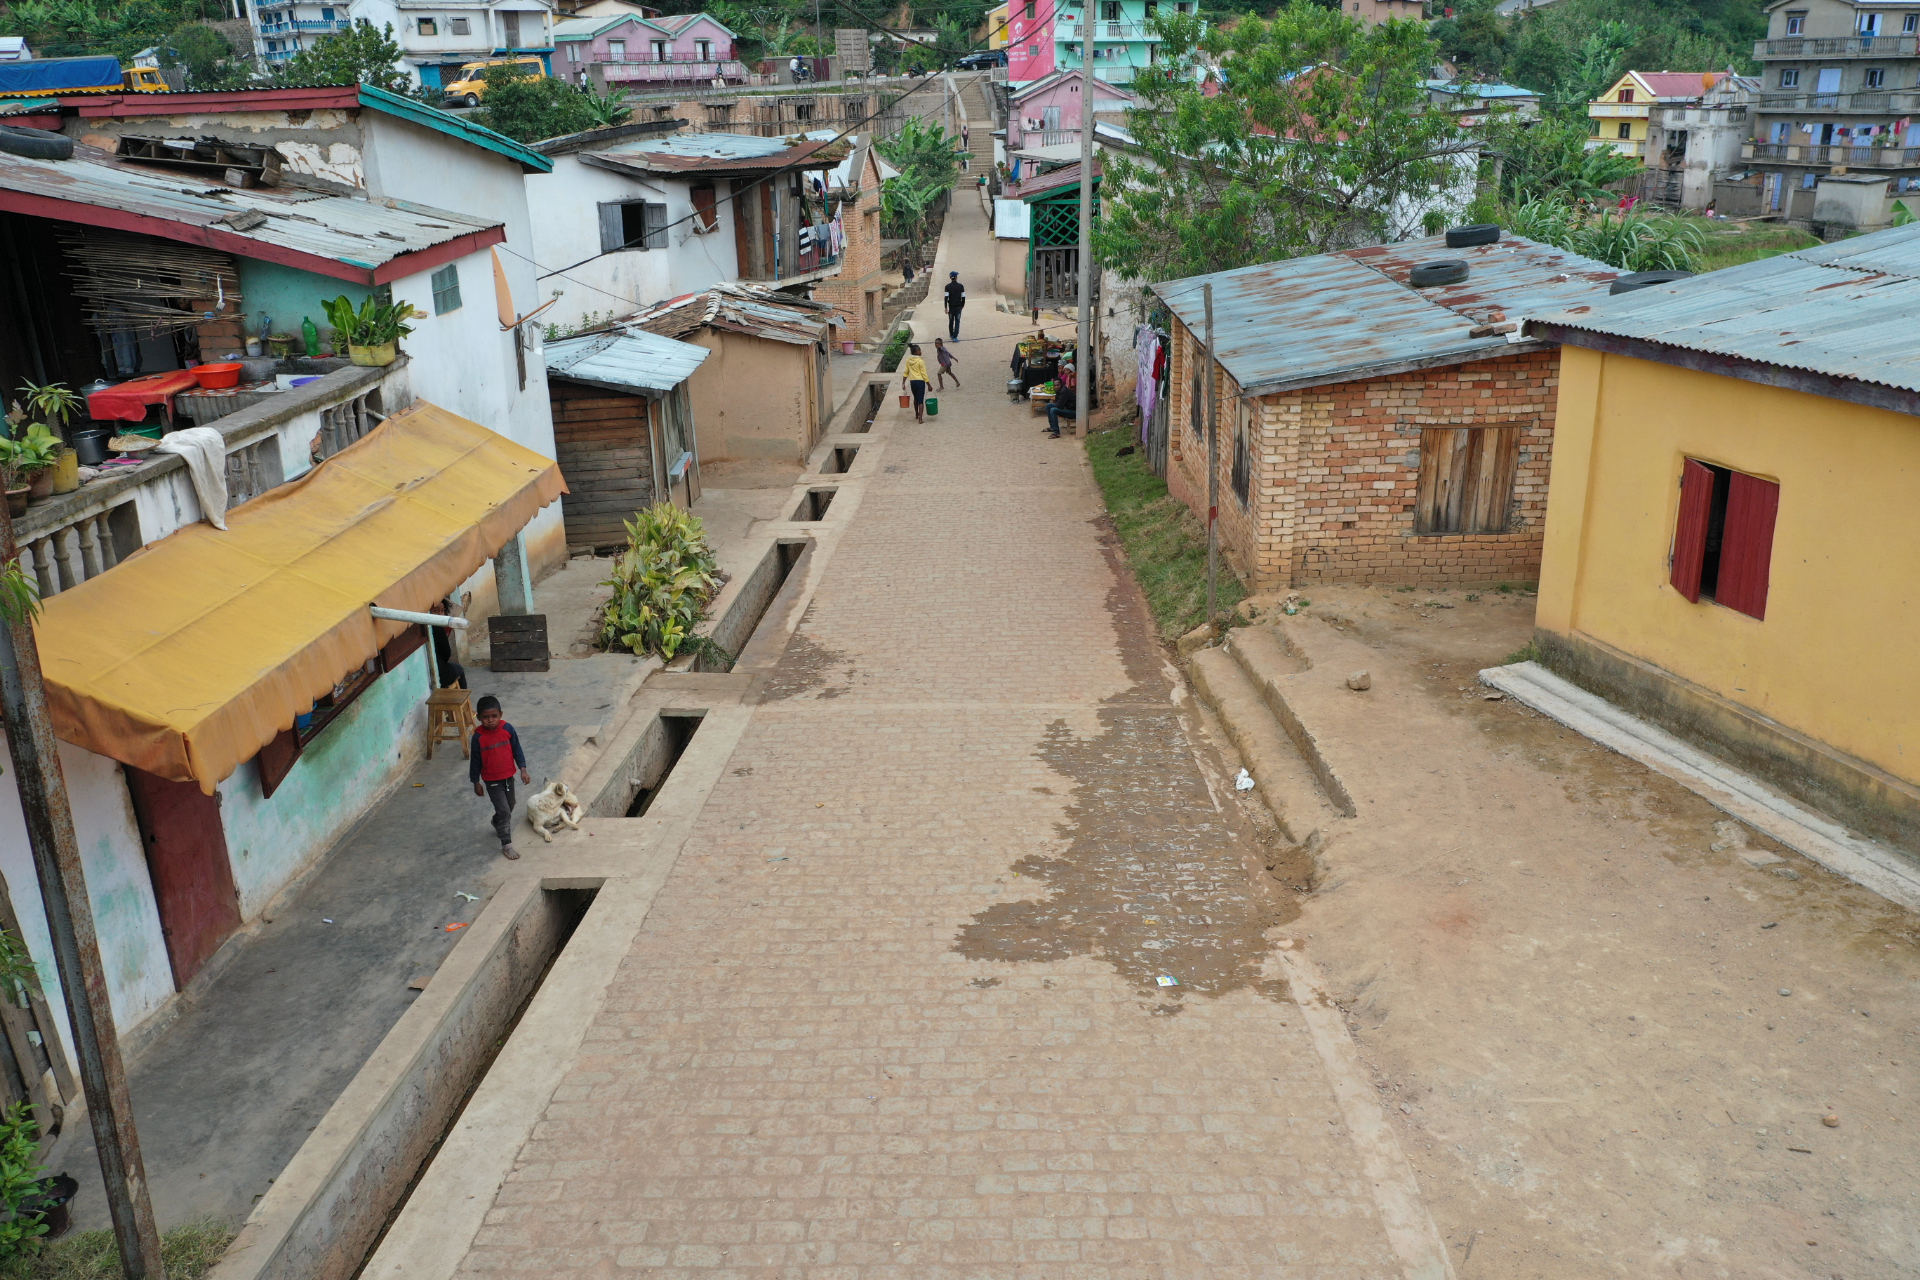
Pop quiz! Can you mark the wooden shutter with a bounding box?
[1466,427,1519,532]
[597,202,625,253]
[379,622,426,673]
[691,185,718,232]
[255,728,301,799]
[644,201,669,249]
[1416,427,1519,534]
[1715,471,1779,620]
[1670,458,1715,602]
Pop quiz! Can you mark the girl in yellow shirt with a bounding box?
[900,345,930,423]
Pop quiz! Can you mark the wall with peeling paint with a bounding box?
[219,648,432,921]
[0,738,172,1049]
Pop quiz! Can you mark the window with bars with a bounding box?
[1670,459,1778,620]
[1414,426,1520,535]
[417,17,436,35]
[450,16,469,34]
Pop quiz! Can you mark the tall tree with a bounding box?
[1095,3,1476,283]
[272,19,410,93]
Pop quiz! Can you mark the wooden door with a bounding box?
[124,767,240,989]
[550,380,656,551]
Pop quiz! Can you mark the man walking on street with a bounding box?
[944,271,965,339]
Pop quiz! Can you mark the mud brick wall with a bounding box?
[1164,326,1560,591]
[189,263,247,360]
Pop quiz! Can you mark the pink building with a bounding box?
[553,10,746,87]
[1008,70,1137,150]
[1005,0,1060,85]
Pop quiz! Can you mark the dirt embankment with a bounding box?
[1229,585,1920,1279]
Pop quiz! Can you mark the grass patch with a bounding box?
[1084,432,1245,639]
[1504,639,1540,665]
[0,1221,235,1280]
[1696,223,1821,273]
[877,326,910,373]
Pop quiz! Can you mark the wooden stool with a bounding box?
[425,687,475,759]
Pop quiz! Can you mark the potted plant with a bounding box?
[8,426,62,502]
[321,295,421,367]
[14,382,82,495]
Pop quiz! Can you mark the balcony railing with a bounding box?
[1061,21,1163,40]
[1756,35,1919,58]
[261,48,298,61]
[1756,90,1920,112]
[598,59,750,83]
[288,18,350,31]
[1587,102,1651,118]
[16,361,407,601]
[1746,141,1920,165]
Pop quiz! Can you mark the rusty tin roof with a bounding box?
[593,132,846,176]
[627,282,832,346]
[1528,223,1920,395]
[1153,233,1621,397]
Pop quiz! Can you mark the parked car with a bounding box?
[955,49,1007,70]
[444,56,546,107]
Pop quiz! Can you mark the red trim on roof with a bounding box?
[69,86,361,117]
[371,226,504,284]
[0,187,503,285]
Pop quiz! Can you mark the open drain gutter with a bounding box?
[207,885,596,1280]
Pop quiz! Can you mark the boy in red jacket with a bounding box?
[470,695,531,859]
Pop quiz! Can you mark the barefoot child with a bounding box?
[934,337,960,389]
[471,695,532,859]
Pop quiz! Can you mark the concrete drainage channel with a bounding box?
[211,424,874,1280]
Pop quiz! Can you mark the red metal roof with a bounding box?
[1632,71,1726,100]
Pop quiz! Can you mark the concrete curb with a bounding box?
[1224,627,1358,818]
[1482,661,1920,912]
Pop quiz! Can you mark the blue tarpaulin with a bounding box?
[0,56,123,95]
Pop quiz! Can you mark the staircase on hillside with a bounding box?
[957,73,997,177]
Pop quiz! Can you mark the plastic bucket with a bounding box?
[925,397,939,416]
[841,341,856,355]
[898,393,910,408]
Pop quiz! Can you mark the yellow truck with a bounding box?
[0,56,170,98]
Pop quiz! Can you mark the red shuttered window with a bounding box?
[1669,458,1778,621]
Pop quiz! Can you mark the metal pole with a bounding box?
[1074,67,1096,437]
[0,511,164,1280]
[1205,282,1218,628]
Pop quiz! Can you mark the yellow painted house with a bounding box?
[987,2,1010,49]
[1587,70,1725,159]
[1523,228,1920,859]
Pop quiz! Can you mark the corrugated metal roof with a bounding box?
[628,282,831,346]
[599,131,845,174]
[1154,233,1621,396]
[553,14,649,39]
[1,144,501,280]
[1012,160,1099,201]
[545,328,710,394]
[1528,222,1920,393]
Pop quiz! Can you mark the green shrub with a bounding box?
[0,1103,47,1261]
[878,326,910,373]
[597,504,721,661]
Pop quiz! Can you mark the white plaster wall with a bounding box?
[219,647,429,919]
[359,116,565,571]
[0,737,173,1053]
[525,155,740,332]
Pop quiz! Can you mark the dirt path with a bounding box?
[1257,584,1920,1279]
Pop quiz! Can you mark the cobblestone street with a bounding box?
[431,197,1443,1278]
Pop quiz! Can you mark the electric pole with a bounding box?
[1074,60,1095,434]
[1205,282,1218,626]
[0,512,164,1280]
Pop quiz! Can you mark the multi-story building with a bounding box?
[1642,74,1759,210]
[1007,0,1192,86]
[246,0,556,89]
[1587,70,1729,159]
[1746,0,1920,213]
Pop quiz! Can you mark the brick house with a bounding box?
[807,133,895,343]
[1153,233,1620,590]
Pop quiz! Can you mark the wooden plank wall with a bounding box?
[550,380,656,551]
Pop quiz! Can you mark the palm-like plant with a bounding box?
[598,503,721,660]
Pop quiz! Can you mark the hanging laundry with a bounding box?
[1134,326,1160,443]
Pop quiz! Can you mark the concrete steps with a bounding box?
[1186,624,1349,841]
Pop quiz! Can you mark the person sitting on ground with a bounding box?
[900,343,931,423]
[934,336,960,389]
[1046,363,1077,438]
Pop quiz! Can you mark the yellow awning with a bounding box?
[37,401,566,792]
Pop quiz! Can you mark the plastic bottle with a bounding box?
[302,316,320,357]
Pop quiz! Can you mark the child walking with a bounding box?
[471,695,531,859]
[934,337,960,389]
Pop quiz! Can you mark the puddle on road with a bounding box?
[954,520,1295,1007]
[760,611,857,701]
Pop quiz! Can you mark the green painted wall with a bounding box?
[218,648,429,919]
[235,259,378,351]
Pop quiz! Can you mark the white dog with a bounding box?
[526,781,584,843]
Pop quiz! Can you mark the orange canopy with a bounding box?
[37,401,566,791]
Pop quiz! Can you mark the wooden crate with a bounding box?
[489,613,550,673]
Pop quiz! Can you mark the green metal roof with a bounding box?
[357,84,553,174]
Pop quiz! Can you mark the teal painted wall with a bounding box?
[235,259,377,351]
[219,648,429,919]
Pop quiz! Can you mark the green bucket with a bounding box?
[925,397,939,416]
[125,423,163,440]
